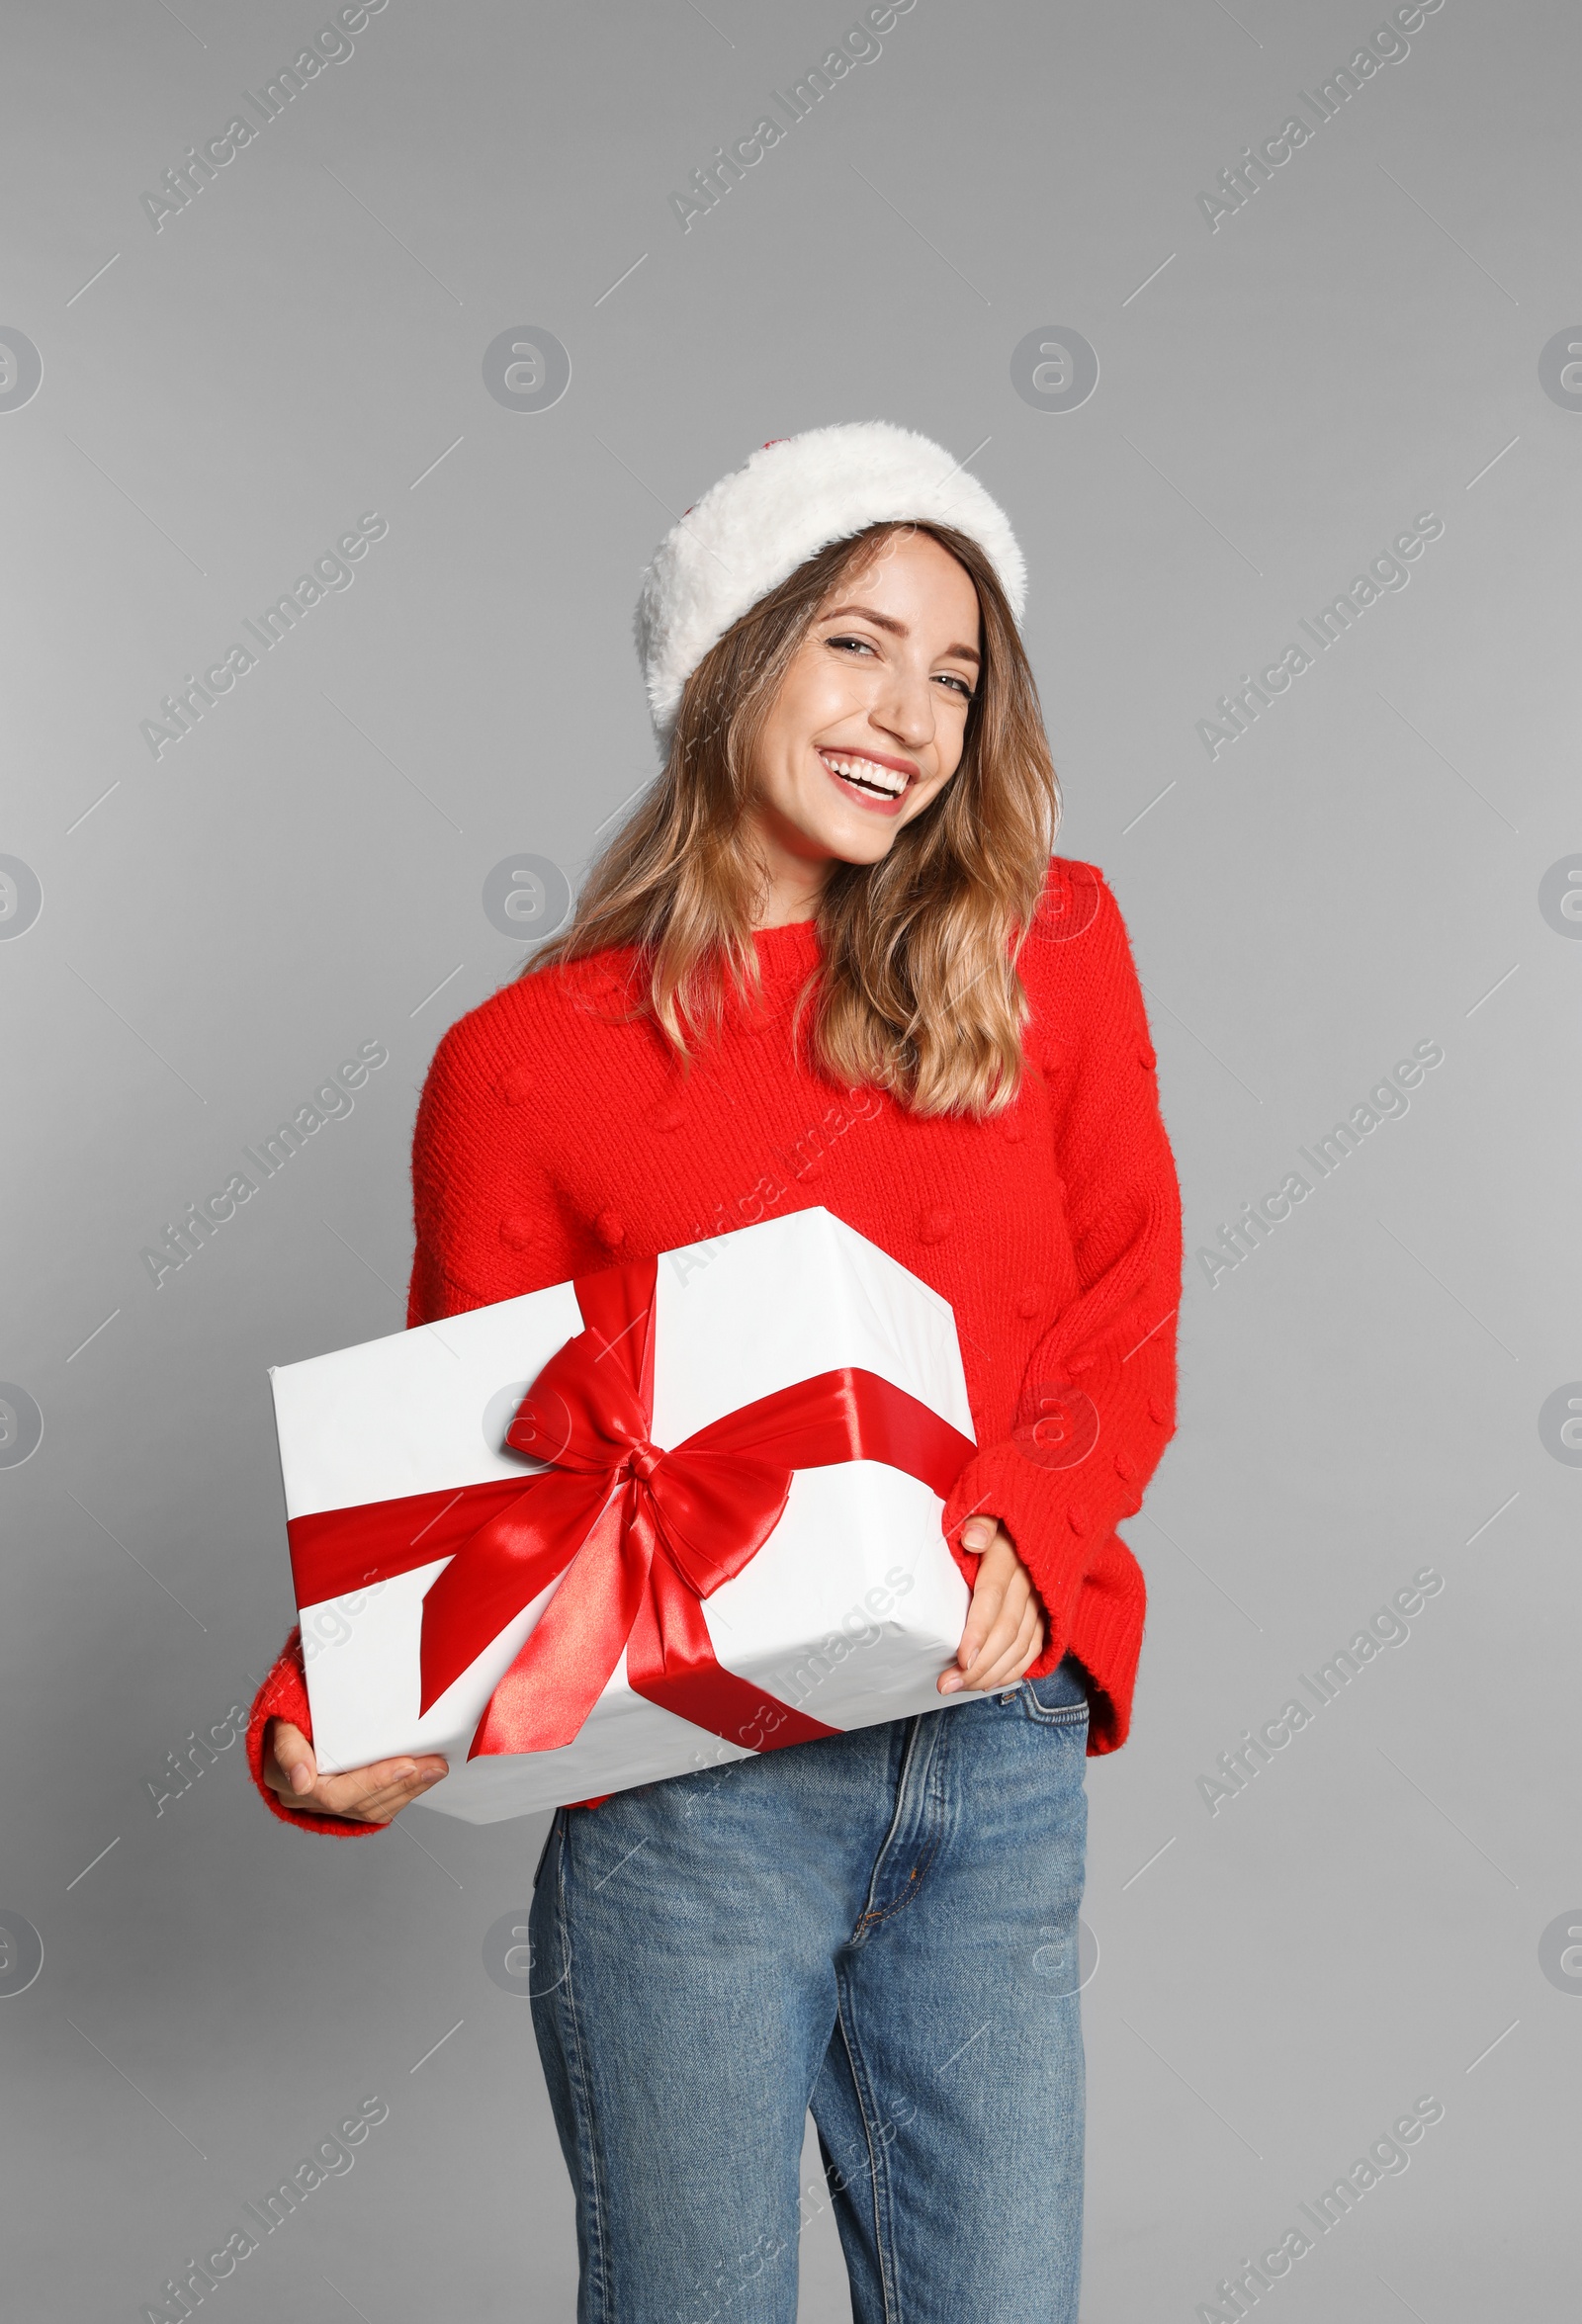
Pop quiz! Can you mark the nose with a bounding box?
[870,660,937,755]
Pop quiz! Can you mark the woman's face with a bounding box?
[746,530,982,903]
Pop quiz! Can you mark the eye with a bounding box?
[826,633,878,656]
[935,672,975,700]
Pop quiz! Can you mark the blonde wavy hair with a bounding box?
[526,521,1061,1118]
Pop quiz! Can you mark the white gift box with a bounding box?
[268,1207,977,1824]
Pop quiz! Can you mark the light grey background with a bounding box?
[2,1,1577,2317]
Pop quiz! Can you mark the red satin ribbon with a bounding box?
[288,1254,975,1764]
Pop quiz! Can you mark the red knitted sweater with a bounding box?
[246,857,1183,1836]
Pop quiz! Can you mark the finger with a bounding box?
[318,1757,449,1819]
[267,1720,318,1797]
[959,1574,1037,1691]
[973,1609,1044,1694]
[264,1749,319,1802]
[999,1604,1048,1690]
[308,1775,423,1826]
[951,1614,1019,1694]
[359,1768,448,1824]
[965,1563,1029,1663]
[278,1753,448,1823]
[333,1781,424,1826]
[941,1597,1003,1690]
[958,1563,1018,1666]
[941,1559,1027,1693]
[354,1753,450,1794]
[347,1764,449,1815]
[954,1612,1001,1678]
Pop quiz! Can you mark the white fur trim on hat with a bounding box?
[634,421,1026,744]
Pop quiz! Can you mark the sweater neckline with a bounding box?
[750,916,822,982]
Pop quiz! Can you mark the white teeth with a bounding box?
[820,750,908,797]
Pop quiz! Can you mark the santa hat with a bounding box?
[634,421,1026,745]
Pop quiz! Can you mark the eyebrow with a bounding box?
[819,603,981,666]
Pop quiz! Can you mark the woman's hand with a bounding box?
[263,1719,449,1826]
[938,1517,1048,1694]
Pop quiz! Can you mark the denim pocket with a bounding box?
[1019,1653,1091,1728]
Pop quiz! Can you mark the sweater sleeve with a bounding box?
[246,987,576,1836]
[941,869,1183,1712]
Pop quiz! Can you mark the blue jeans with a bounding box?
[528,1654,1091,2324]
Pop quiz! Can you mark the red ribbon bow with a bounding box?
[288,1254,975,1764]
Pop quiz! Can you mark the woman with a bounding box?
[247,422,1184,2323]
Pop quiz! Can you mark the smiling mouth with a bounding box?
[817,748,916,804]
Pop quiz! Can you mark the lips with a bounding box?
[817,748,917,809]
